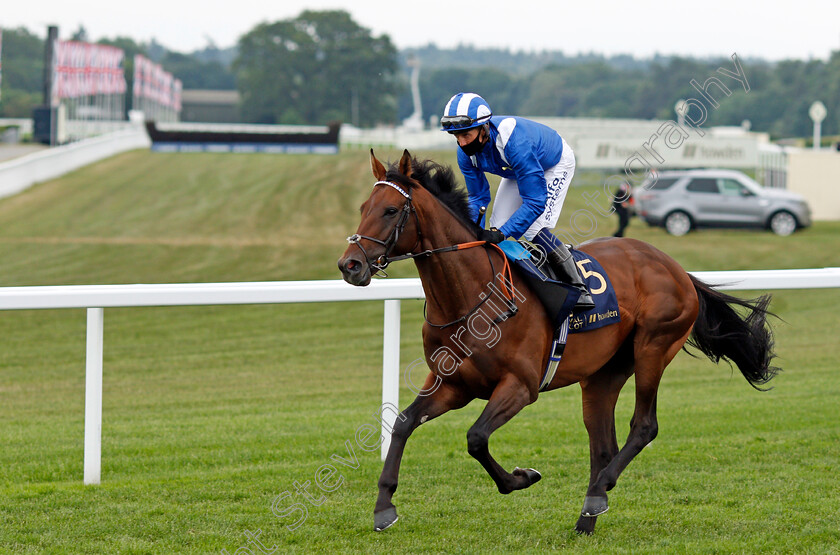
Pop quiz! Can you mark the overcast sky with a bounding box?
[3,0,839,61]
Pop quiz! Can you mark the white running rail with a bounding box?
[1,268,838,484]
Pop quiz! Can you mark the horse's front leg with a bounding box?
[374,380,471,531]
[467,376,540,494]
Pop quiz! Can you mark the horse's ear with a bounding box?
[370,149,386,181]
[398,149,413,179]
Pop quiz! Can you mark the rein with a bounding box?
[347,180,518,328]
[422,242,517,329]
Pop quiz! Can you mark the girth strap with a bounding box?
[539,317,570,391]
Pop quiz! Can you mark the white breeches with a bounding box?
[489,138,575,240]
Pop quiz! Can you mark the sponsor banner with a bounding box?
[52,41,127,102]
[133,55,182,110]
[572,136,759,169]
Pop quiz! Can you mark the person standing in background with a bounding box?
[612,182,633,237]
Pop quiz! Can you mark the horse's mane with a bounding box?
[385,156,480,236]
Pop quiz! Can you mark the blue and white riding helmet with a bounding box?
[440,93,492,133]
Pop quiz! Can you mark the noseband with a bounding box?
[346,180,420,276]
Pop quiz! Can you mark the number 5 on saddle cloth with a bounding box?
[497,240,621,391]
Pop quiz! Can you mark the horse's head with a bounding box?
[338,150,422,286]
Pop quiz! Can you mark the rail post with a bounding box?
[84,308,104,485]
[381,300,401,461]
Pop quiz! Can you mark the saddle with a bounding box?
[497,240,621,390]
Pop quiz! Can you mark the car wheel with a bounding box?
[769,211,797,236]
[664,211,692,236]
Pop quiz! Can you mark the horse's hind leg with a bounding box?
[574,362,633,535]
[580,334,689,526]
[467,376,540,494]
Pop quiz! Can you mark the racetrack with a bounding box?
[1,150,838,553]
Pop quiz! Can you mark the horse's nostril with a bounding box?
[340,258,360,274]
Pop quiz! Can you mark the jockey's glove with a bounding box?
[480,227,506,244]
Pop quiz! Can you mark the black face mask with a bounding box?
[459,130,486,156]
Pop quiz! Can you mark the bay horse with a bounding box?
[337,150,778,535]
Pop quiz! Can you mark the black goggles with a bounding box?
[440,115,480,131]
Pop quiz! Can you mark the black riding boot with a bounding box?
[545,244,596,314]
[531,228,596,314]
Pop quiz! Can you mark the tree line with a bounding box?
[412,52,840,140]
[1,10,838,139]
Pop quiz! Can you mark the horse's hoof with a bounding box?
[374,507,399,532]
[513,466,542,485]
[581,495,609,517]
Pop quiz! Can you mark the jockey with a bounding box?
[441,92,595,313]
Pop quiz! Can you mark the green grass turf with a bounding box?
[0,149,838,553]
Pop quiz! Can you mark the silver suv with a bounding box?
[634,169,812,236]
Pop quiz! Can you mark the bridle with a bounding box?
[347,179,518,328]
[346,180,421,276]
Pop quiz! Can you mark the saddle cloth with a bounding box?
[497,240,621,390]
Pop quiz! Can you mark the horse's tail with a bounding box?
[685,274,780,390]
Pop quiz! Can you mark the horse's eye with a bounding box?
[384,207,399,217]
